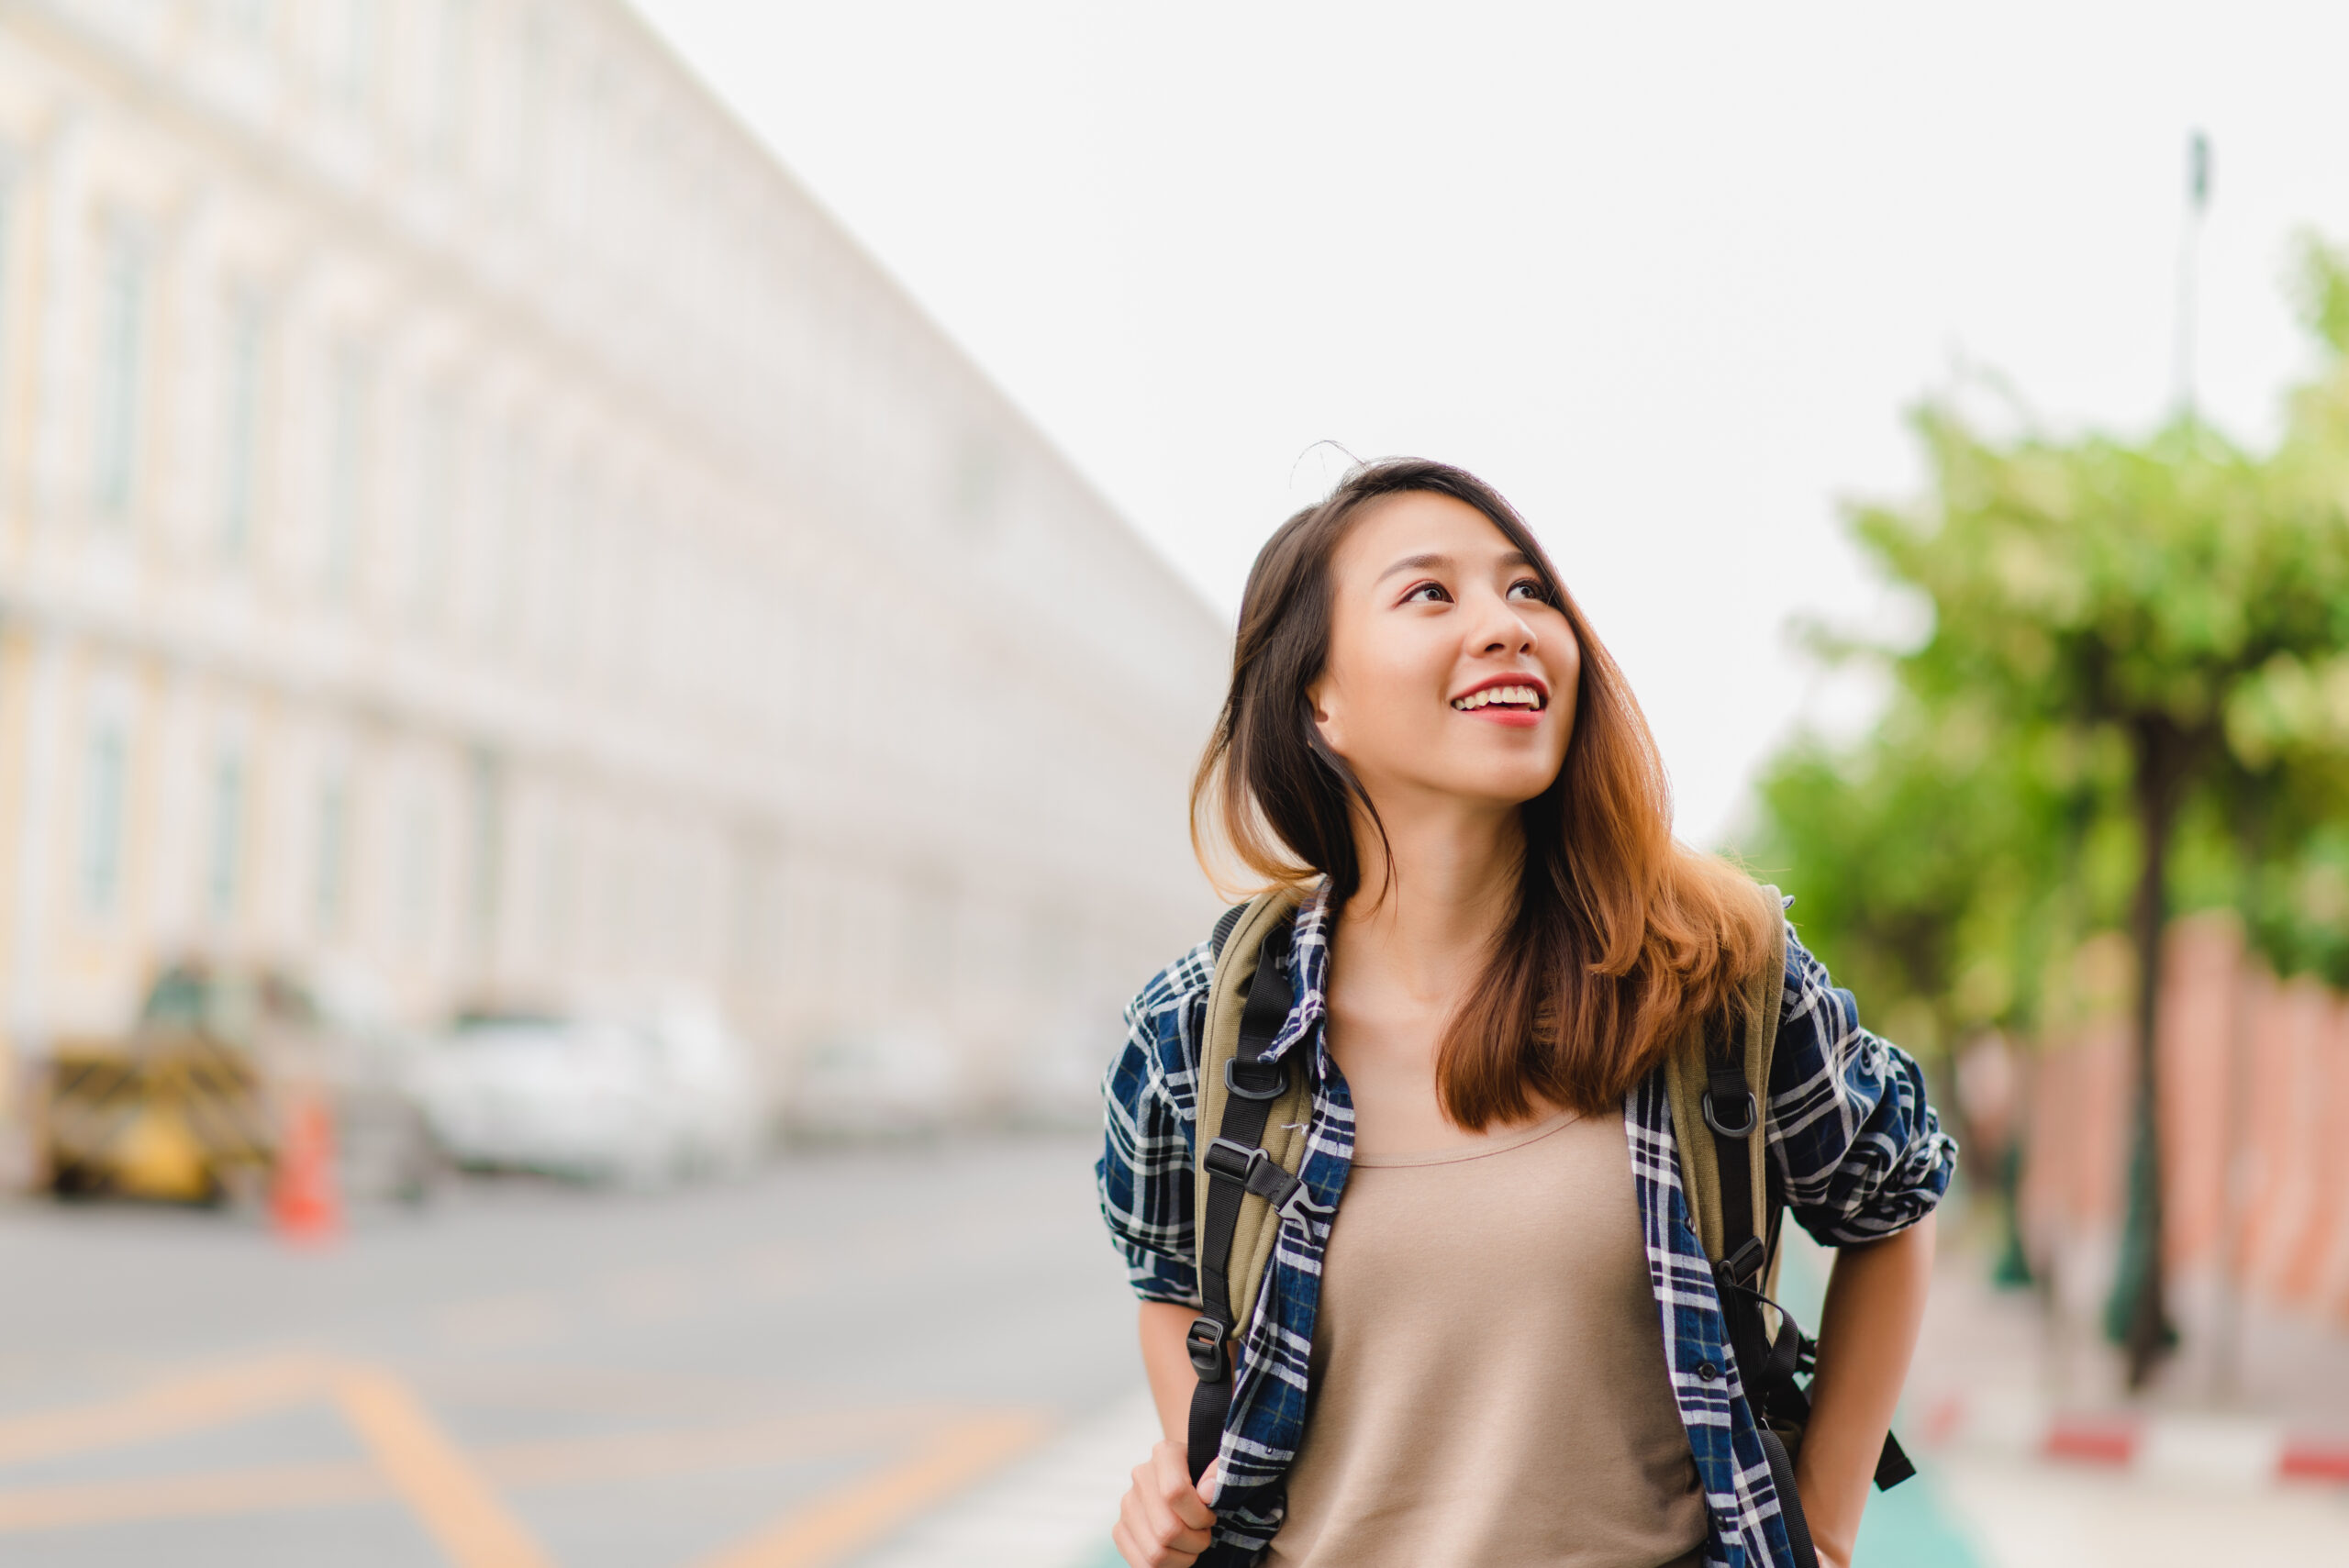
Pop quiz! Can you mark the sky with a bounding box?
[632,0,2349,847]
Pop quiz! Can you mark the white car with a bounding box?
[419,1004,763,1185]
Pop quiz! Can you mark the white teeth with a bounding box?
[1452,684,1543,711]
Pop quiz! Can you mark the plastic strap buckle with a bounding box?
[1186,1315,1228,1381]
[1224,1056,1289,1101]
[1206,1137,1309,1215]
[1718,1236,1768,1288]
[1701,1087,1758,1139]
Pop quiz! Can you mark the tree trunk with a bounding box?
[2105,715,2193,1387]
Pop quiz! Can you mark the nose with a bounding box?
[1469,587,1539,658]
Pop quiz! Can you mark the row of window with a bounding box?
[78,717,424,946]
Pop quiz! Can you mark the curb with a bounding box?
[1917,1392,2349,1487]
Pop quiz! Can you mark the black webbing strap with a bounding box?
[1208,901,1248,959]
[1702,1018,1915,1526]
[1186,915,1297,1488]
[1758,1425,1820,1568]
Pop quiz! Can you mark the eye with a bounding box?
[1402,581,1453,605]
[1506,578,1549,603]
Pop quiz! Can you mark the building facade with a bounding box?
[0,0,1228,1125]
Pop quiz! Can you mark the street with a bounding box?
[0,1135,1139,1568]
[3,1135,2346,1568]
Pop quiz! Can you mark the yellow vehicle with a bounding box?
[38,967,311,1203]
[40,962,442,1206]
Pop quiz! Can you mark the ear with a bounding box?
[1306,675,1345,756]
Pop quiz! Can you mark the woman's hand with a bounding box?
[1111,1439,1218,1567]
[1795,1215,1936,1568]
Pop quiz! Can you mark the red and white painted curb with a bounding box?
[1915,1392,2349,1487]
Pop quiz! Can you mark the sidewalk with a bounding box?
[850,1235,2349,1568]
[1904,1236,2349,1471]
[1896,1235,2349,1564]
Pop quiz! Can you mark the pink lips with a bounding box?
[1450,673,1549,729]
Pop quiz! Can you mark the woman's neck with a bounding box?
[1337,800,1521,1005]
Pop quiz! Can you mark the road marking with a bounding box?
[0,1460,378,1531]
[692,1411,1053,1568]
[0,1399,985,1535]
[332,1365,555,1568]
[0,1353,333,1466]
[857,1390,1158,1568]
[482,1407,918,1490]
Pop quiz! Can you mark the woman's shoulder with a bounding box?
[1119,929,1221,1068]
[1764,908,1958,1236]
[1130,935,1217,1015]
[1769,915,1860,1077]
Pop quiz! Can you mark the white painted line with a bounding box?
[2137,1416,2284,1492]
[855,1389,1160,1568]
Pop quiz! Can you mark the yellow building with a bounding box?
[0,1,1225,1128]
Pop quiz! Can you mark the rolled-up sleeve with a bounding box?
[1767,924,1958,1247]
[1097,945,1212,1306]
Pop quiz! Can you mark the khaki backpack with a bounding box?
[1191,880,1787,1349]
[1178,880,1908,1562]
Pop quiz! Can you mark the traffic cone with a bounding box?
[272,1092,342,1246]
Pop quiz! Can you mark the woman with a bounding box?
[1097,460,1954,1568]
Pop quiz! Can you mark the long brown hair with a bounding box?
[1191,458,1774,1126]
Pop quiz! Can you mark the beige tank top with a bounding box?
[1264,1107,1709,1568]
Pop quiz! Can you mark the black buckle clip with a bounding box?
[1717,1235,1768,1288]
[1204,1137,1270,1186]
[1224,1057,1288,1101]
[1205,1137,1319,1222]
[1702,1087,1758,1139]
[1186,1315,1228,1381]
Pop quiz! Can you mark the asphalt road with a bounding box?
[0,1133,1141,1568]
[11,1132,2343,1568]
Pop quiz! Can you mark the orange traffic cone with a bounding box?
[272,1093,342,1246]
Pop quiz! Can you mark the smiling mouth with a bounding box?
[1451,684,1546,713]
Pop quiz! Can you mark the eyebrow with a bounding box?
[1375,549,1537,584]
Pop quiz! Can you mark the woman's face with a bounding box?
[1308,492,1579,816]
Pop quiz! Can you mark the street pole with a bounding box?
[2104,133,2210,1388]
[2174,129,2210,424]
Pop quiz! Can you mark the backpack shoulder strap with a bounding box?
[1664,881,1786,1271]
[1186,887,1313,1486]
[1665,882,1917,1509]
[1208,901,1249,959]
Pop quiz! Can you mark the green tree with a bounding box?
[1753,248,2349,1385]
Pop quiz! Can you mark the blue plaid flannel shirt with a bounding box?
[1096,884,1956,1566]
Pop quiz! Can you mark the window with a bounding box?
[219,296,263,561]
[410,393,454,619]
[400,794,435,951]
[324,348,369,593]
[214,0,274,44]
[334,0,378,111]
[206,749,244,917]
[91,234,146,521]
[516,9,549,192]
[493,436,531,647]
[429,0,475,167]
[314,774,347,936]
[537,822,573,962]
[82,722,128,915]
[467,751,502,951]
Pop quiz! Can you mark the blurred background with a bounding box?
[0,2,2343,1565]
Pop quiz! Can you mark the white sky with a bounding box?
[633,0,2349,847]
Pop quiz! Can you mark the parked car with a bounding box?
[417,1001,762,1185]
[39,962,439,1206]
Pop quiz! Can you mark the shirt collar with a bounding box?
[1262,879,1334,1066]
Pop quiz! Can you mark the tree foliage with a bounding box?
[1750,239,2349,1043]
[1743,238,2349,1383]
